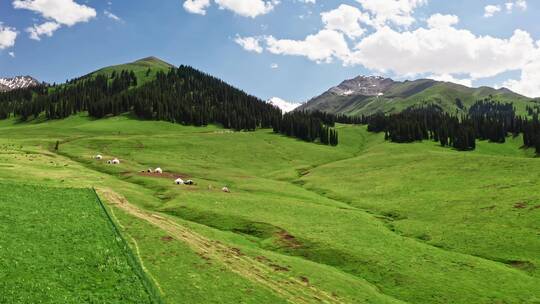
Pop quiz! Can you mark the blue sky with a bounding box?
[0,0,539,102]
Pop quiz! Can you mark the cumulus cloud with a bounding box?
[215,0,277,18]
[503,42,540,97]
[484,5,501,18]
[429,74,472,87]
[183,0,210,15]
[355,0,427,27]
[266,29,350,64]
[235,36,263,53]
[427,14,458,28]
[321,4,370,39]
[486,0,526,17]
[26,21,61,40]
[349,25,536,79]
[9,51,15,57]
[13,0,96,26]
[184,0,278,18]
[13,0,96,40]
[0,25,17,49]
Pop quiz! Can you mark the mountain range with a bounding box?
[0,76,40,92]
[298,75,538,116]
[2,58,539,117]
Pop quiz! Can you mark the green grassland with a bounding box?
[0,183,152,303]
[0,114,539,303]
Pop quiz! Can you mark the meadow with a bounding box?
[0,183,153,303]
[0,113,538,303]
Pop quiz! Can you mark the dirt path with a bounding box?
[97,188,343,304]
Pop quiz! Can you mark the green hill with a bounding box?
[299,76,535,116]
[85,56,175,85]
[0,114,538,303]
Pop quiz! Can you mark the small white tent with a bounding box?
[175,178,184,185]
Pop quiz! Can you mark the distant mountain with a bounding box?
[267,97,302,113]
[298,75,533,116]
[0,76,40,92]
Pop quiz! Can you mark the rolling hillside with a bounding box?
[298,75,536,116]
[0,114,538,303]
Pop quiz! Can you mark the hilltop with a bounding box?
[299,75,534,116]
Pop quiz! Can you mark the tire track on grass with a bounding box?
[97,188,344,304]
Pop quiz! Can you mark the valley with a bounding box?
[0,113,538,303]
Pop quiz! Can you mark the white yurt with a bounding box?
[111,158,120,165]
[175,178,184,185]
[95,154,103,160]
[222,187,230,193]
[155,167,163,174]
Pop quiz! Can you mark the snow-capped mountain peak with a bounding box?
[0,76,40,92]
[267,97,302,113]
[329,75,395,97]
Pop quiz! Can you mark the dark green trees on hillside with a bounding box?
[361,100,540,153]
[0,65,338,146]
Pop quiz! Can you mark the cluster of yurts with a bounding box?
[94,154,230,192]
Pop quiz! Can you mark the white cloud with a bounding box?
[9,51,15,57]
[348,25,537,79]
[26,21,61,40]
[268,97,301,113]
[235,36,263,53]
[429,74,472,87]
[183,0,210,15]
[13,0,96,26]
[484,5,501,17]
[427,13,458,28]
[184,0,278,18]
[104,10,122,22]
[0,25,17,49]
[503,42,540,97]
[266,29,350,63]
[270,63,278,69]
[321,4,370,39]
[214,0,278,18]
[484,1,526,17]
[514,0,527,10]
[355,0,427,27]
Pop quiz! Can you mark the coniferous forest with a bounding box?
[0,66,338,146]
[358,100,540,153]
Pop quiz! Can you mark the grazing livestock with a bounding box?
[222,187,230,193]
[184,180,194,185]
[175,178,184,185]
[95,155,103,160]
[155,168,163,174]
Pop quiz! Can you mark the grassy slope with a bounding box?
[0,183,152,303]
[0,115,539,303]
[87,56,174,86]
